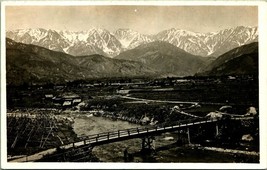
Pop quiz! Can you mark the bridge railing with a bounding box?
[74,117,215,147]
[13,114,254,162]
[17,117,219,162]
[75,116,253,145]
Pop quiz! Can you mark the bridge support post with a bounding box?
[176,130,185,145]
[141,136,155,154]
[187,127,191,144]
[215,123,219,136]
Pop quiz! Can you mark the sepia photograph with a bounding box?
[1,1,267,169]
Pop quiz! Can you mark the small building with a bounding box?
[45,94,53,99]
[206,111,223,120]
[53,92,82,108]
[60,92,80,100]
[63,101,72,107]
[73,98,82,104]
[140,115,150,125]
[228,76,236,80]
[244,107,257,116]
[117,89,130,94]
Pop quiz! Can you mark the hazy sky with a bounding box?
[6,6,258,34]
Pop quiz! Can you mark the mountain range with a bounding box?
[6,26,258,58]
[6,38,156,85]
[6,37,258,85]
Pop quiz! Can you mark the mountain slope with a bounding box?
[198,42,258,76]
[6,38,156,85]
[73,54,157,77]
[7,26,258,58]
[115,41,206,77]
[6,38,88,84]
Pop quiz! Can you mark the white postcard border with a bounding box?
[1,1,267,169]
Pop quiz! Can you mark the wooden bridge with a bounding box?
[10,117,222,162]
[73,118,218,147]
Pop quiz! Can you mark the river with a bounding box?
[72,113,179,162]
[71,112,248,163]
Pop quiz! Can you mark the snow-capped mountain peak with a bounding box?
[155,26,258,57]
[113,28,153,49]
[166,28,206,37]
[6,26,258,58]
